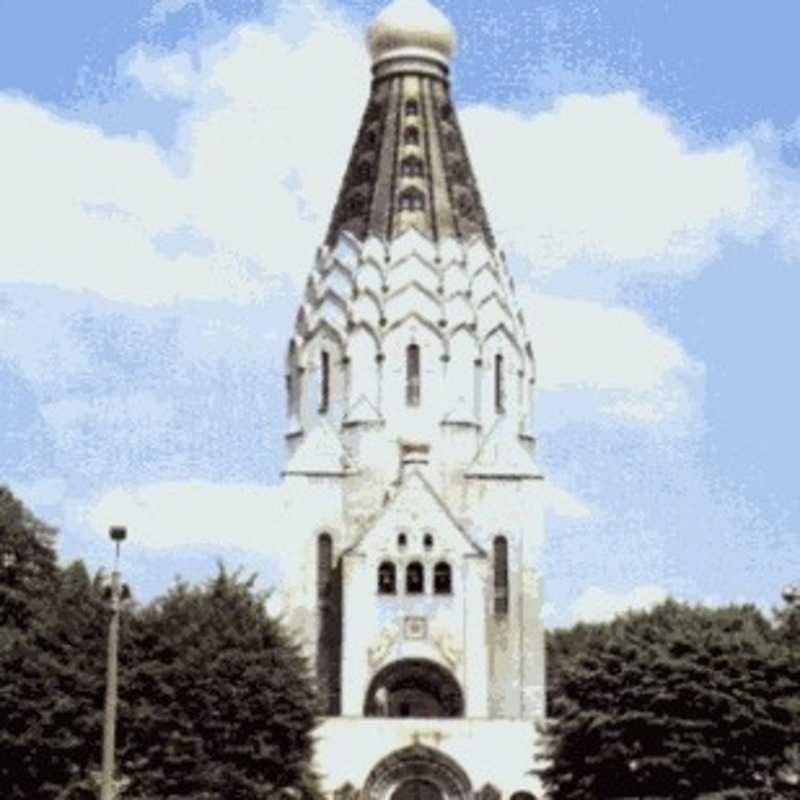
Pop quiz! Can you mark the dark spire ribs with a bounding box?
[325,71,495,249]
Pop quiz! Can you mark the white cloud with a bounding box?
[523,291,704,424]
[571,583,669,624]
[544,481,592,520]
[462,92,773,272]
[0,3,366,305]
[83,480,287,553]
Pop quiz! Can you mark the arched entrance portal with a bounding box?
[364,659,463,718]
[363,745,471,800]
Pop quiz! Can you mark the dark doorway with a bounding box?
[364,658,463,718]
[391,779,443,800]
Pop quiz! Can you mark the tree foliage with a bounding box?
[118,567,319,800]
[541,600,800,799]
[0,487,320,800]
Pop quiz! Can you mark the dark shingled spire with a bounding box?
[325,0,495,248]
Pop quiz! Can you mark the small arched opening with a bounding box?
[364,659,464,718]
[363,744,472,800]
[378,561,397,595]
[433,562,451,595]
[406,561,424,594]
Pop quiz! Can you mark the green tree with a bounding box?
[540,600,800,799]
[1,487,320,799]
[0,484,58,638]
[118,567,320,800]
[1,557,109,798]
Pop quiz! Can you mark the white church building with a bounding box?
[274,1,547,797]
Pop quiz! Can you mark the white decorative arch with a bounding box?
[385,281,443,325]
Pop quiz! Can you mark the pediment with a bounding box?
[282,419,358,477]
[465,415,542,480]
[345,468,484,557]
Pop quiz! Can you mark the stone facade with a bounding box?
[273,2,547,797]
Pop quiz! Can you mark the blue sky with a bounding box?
[1,0,798,626]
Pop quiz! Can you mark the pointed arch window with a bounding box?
[404,126,420,145]
[400,156,424,178]
[494,353,505,414]
[319,350,330,413]
[405,99,419,116]
[348,193,366,215]
[434,562,452,595]
[399,189,425,211]
[493,536,509,615]
[378,561,396,595]
[406,343,421,406]
[317,533,333,602]
[406,561,424,594]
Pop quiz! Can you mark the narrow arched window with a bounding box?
[406,344,421,406]
[434,562,452,595]
[358,160,372,182]
[404,126,419,145]
[405,99,419,116]
[423,533,434,550]
[378,561,396,595]
[406,561,424,594]
[319,350,330,413]
[399,189,425,211]
[493,536,509,615]
[397,533,408,549]
[318,533,333,602]
[494,353,505,414]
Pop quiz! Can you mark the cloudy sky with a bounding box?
[2,0,798,627]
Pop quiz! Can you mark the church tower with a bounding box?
[278,1,546,797]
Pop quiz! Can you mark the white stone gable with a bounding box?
[282,418,357,476]
[346,468,483,558]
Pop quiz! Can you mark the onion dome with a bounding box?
[366,0,456,66]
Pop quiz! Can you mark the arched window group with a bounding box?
[377,561,452,596]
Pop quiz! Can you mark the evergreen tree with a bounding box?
[540,600,800,799]
[0,484,58,638]
[0,490,108,800]
[118,567,320,800]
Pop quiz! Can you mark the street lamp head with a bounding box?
[782,584,800,606]
[109,526,127,543]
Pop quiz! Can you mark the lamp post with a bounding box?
[628,758,642,800]
[100,525,127,800]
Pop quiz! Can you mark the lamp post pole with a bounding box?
[100,525,127,800]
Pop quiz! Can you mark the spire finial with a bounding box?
[366,0,456,66]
